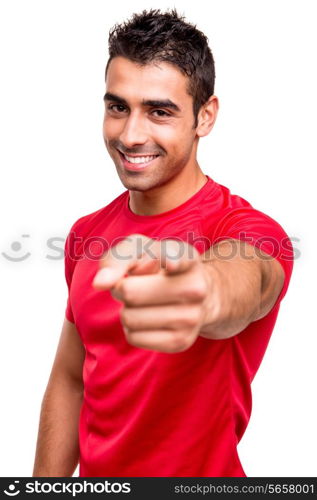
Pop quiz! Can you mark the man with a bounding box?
[33,9,293,477]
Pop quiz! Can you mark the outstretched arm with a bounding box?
[92,234,285,352]
[199,238,285,339]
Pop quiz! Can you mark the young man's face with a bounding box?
[103,56,200,192]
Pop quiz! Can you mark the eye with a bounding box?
[107,104,127,113]
[152,109,171,118]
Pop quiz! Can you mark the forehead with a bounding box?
[106,56,191,105]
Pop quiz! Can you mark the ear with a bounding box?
[196,95,219,137]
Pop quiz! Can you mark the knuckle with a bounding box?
[167,333,190,353]
[120,281,134,304]
[183,281,208,301]
[185,307,202,327]
[171,308,200,329]
[120,307,130,327]
[169,317,185,330]
[194,280,209,299]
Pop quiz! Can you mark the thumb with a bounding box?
[161,240,200,274]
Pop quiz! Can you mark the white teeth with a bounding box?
[123,154,158,164]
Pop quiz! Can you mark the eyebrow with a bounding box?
[103,92,181,112]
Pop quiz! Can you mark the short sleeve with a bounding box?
[63,209,102,323]
[64,216,87,323]
[64,228,76,323]
[211,207,294,308]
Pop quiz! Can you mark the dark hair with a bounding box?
[105,8,215,127]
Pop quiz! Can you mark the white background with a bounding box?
[0,0,316,477]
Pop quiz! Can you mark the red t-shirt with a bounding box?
[64,175,293,477]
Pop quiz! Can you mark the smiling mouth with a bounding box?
[118,150,160,165]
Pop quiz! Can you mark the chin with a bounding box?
[116,172,153,191]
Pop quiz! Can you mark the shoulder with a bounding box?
[200,178,294,273]
[202,178,286,232]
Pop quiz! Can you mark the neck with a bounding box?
[128,164,208,216]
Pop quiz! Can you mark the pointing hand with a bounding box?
[92,234,212,353]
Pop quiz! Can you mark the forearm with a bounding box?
[199,239,263,339]
[32,376,83,477]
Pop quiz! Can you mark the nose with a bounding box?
[119,111,148,149]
